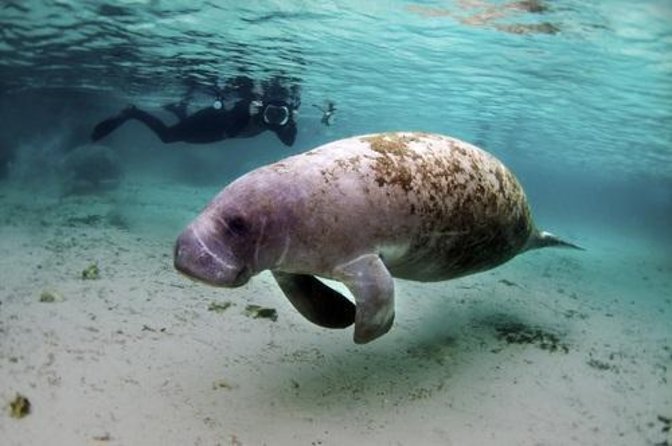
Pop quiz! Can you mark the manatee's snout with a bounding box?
[174,226,250,287]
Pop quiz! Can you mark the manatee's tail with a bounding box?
[524,230,584,252]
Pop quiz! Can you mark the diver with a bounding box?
[91,76,300,147]
[313,101,336,126]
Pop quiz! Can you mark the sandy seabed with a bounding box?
[0,175,670,446]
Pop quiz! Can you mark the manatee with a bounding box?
[174,132,581,343]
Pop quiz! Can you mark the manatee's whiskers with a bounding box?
[275,234,291,267]
[194,230,235,270]
[253,217,267,269]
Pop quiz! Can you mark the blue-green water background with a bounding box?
[1,0,670,241]
[1,2,671,444]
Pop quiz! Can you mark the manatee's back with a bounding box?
[245,132,536,280]
[351,133,536,282]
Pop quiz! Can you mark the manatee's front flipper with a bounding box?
[272,271,355,329]
[334,254,395,344]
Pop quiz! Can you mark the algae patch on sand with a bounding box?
[9,394,31,419]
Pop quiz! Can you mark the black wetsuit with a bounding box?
[91,100,297,147]
[225,100,297,147]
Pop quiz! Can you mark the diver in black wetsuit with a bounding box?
[91,77,300,147]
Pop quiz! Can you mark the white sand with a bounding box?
[1,176,670,446]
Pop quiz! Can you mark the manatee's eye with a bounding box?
[225,215,249,235]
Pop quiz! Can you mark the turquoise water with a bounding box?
[1,1,671,445]
[1,0,671,230]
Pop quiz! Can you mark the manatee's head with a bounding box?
[175,168,296,287]
[174,197,259,288]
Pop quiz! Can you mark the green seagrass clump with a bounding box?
[9,394,31,419]
[82,263,100,280]
[244,304,278,322]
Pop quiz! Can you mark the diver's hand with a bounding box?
[249,100,262,115]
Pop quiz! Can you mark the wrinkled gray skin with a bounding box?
[175,132,581,343]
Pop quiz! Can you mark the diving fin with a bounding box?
[91,108,135,142]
